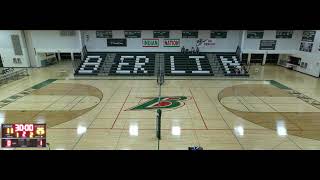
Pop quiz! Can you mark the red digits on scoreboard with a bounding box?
[14,124,34,132]
[14,124,20,132]
[26,124,34,131]
[22,131,26,138]
[7,140,12,147]
[29,132,34,138]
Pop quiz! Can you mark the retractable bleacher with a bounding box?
[165,53,214,76]
[216,52,249,77]
[75,52,107,75]
[109,53,155,76]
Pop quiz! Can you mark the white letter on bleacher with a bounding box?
[189,56,204,71]
[116,56,132,74]
[134,56,148,74]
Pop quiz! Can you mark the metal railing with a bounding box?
[73,45,88,74]
[236,45,242,62]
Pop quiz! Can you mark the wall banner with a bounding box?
[124,31,141,38]
[142,39,159,47]
[107,39,127,47]
[196,39,215,48]
[210,31,227,38]
[276,30,293,38]
[96,30,112,38]
[299,42,313,52]
[259,40,276,50]
[301,31,316,42]
[247,31,264,39]
[163,39,180,47]
[154,31,170,38]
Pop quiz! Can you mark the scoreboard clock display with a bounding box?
[1,124,46,148]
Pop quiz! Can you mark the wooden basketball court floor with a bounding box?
[1,62,320,150]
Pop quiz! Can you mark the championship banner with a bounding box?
[259,40,276,50]
[182,31,198,38]
[211,31,228,38]
[299,42,313,52]
[163,39,180,47]
[276,30,293,38]
[142,39,159,47]
[154,31,170,38]
[247,31,264,39]
[302,31,316,42]
[196,39,215,48]
[96,30,112,38]
[124,31,141,38]
[107,39,127,47]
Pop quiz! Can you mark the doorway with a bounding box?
[59,53,72,61]
[251,54,264,65]
[0,54,3,67]
[266,54,279,64]
[242,53,248,64]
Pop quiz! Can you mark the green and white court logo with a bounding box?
[126,96,191,111]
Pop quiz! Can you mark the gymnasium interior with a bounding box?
[1,30,320,150]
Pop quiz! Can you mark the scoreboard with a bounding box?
[1,124,46,148]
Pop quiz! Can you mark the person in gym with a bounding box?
[181,46,185,54]
[191,47,195,54]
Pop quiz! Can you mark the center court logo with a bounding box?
[126,96,191,111]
